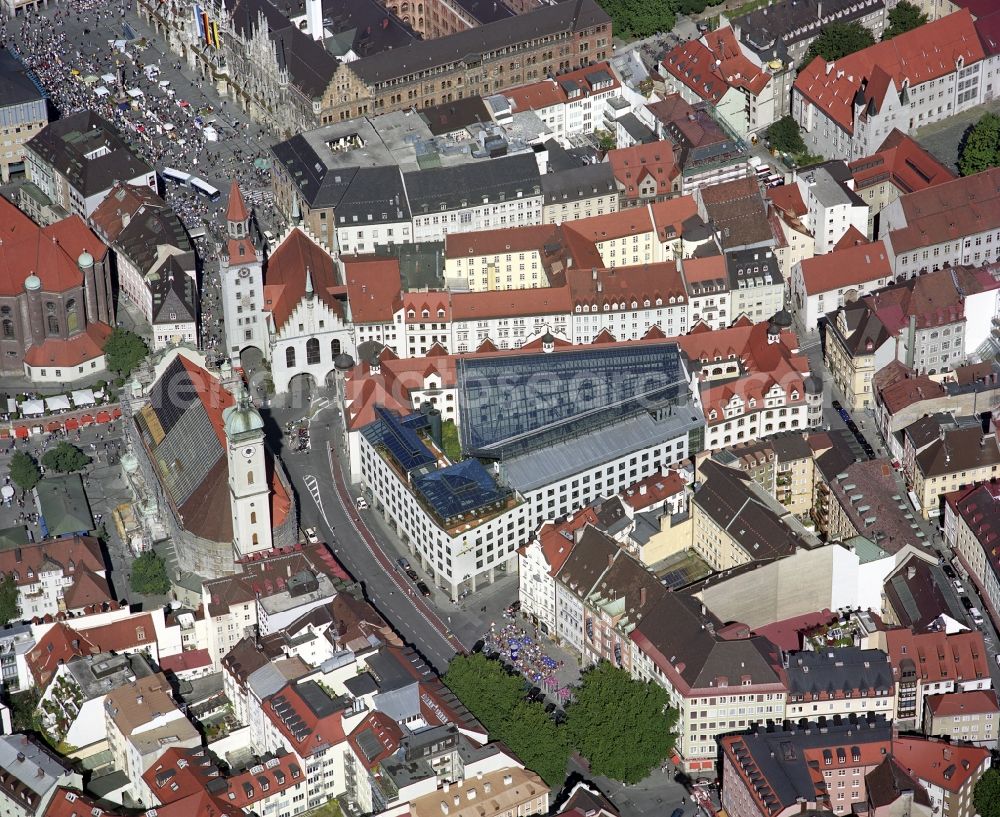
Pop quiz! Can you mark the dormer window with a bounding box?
[422,309,430,318]
[437,308,445,318]
[791,390,799,400]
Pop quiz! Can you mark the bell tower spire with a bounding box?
[226,180,250,240]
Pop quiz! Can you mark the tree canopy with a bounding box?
[767,115,806,155]
[130,551,171,596]
[595,0,675,39]
[103,328,149,377]
[42,442,90,473]
[804,22,876,65]
[565,663,678,784]
[974,768,1000,817]
[9,452,41,493]
[444,654,570,786]
[958,112,1000,177]
[0,574,20,627]
[883,1,928,39]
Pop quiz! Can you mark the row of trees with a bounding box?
[444,654,677,786]
[8,443,90,493]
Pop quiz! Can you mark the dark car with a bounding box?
[405,568,419,581]
[961,596,974,611]
[832,400,843,411]
[943,564,957,579]
[671,809,685,817]
[416,581,431,597]
[397,556,410,570]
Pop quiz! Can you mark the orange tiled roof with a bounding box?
[798,240,892,295]
[23,321,113,369]
[893,735,989,793]
[263,227,343,332]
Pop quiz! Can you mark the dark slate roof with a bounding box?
[735,0,885,53]
[114,200,192,274]
[618,113,656,145]
[882,553,951,631]
[273,0,418,56]
[149,256,197,326]
[785,647,893,696]
[0,48,45,107]
[348,0,610,85]
[228,0,338,99]
[827,301,891,357]
[865,756,931,809]
[541,162,616,205]
[694,460,810,561]
[335,166,409,225]
[815,429,865,481]
[917,427,1000,478]
[419,97,494,135]
[271,134,359,208]
[26,111,152,197]
[404,153,541,213]
[450,0,515,25]
[554,525,618,599]
[725,246,783,289]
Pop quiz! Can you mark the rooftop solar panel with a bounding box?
[362,407,437,472]
[413,459,509,522]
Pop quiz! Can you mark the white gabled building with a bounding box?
[793,10,988,160]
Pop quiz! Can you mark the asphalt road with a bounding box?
[262,389,461,673]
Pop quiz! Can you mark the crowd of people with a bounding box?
[486,622,564,685]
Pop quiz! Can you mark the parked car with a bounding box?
[953,578,964,591]
[970,607,985,625]
[416,581,431,596]
[405,568,418,581]
[961,596,974,611]
[397,556,410,570]
[355,496,369,510]
[943,564,957,580]
[304,527,319,544]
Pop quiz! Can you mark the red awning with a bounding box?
[46,421,62,432]
[13,426,28,439]
[80,414,95,426]
[95,410,112,424]
[111,408,122,419]
[64,417,79,430]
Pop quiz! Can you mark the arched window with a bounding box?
[247,471,254,485]
[306,338,320,365]
[65,298,78,333]
[1,320,13,339]
[47,315,59,335]
[286,347,296,368]
[252,533,259,546]
[250,511,257,524]
[331,339,341,357]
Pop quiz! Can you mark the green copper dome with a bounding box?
[223,383,264,437]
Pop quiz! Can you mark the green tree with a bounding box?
[804,22,876,65]
[444,654,570,786]
[8,687,40,733]
[958,112,1000,177]
[883,1,928,39]
[595,0,675,39]
[9,451,40,493]
[130,551,171,596]
[974,768,1000,817]
[0,574,20,627]
[565,662,678,784]
[767,115,806,155]
[103,328,149,377]
[41,442,90,473]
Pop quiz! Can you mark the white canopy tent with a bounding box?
[71,389,96,407]
[21,400,45,417]
[95,86,110,97]
[44,395,71,412]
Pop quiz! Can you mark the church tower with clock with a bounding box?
[219,180,268,363]
[223,381,272,559]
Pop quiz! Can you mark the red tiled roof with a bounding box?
[885,629,990,688]
[62,569,113,611]
[444,224,560,259]
[23,322,113,368]
[766,183,808,218]
[849,130,956,195]
[533,508,599,575]
[89,182,164,243]
[893,736,989,793]
[27,622,97,686]
[343,256,403,324]
[0,534,104,590]
[263,228,343,332]
[925,689,999,717]
[403,290,451,323]
[226,179,249,223]
[160,649,212,673]
[877,373,947,415]
[264,681,346,756]
[0,199,107,296]
[661,27,770,106]
[566,262,686,309]
[795,10,984,134]
[888,167,1000,254]
[681,255,728,286]
[621,470,685,511]
[564,208,655,244]
[650,195,698,243]
[797,240,892,295]
[79,612,157,653]
[833,225,870,250]
[606,142,680,201]
[450,285,573,321]
[348,712,405,769]
[505,61,620,113]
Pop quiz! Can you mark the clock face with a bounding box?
[243,446,255,459]
[239,267,250,278]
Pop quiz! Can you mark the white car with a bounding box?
[304,527,319,544]
[953,578,964,591]
[355,496,369,510]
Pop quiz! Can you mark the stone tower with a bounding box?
[219,180,267,361]
[223,382,271,559]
